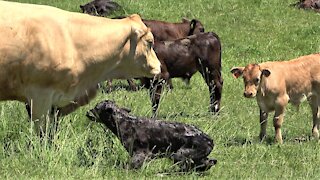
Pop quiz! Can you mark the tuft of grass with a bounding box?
[2,0,320,179]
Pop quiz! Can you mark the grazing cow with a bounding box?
[80,0,121,16]
[231,53,320,144]
[292,0,320,11]
[141,32,222,115]
[86,100,217,172]
[0,1,161,137]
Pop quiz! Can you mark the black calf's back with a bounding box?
[87,100,217,171]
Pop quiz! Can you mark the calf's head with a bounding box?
[231,64,270,98]
[86,100,131,131]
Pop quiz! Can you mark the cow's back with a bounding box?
[259,54,320,105]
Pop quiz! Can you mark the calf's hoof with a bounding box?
[194,158,217,172]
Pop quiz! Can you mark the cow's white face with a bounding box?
[231,64,271,98]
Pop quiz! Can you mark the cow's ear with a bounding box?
[230,67,244,78]
[262,69,271,77]
[182,17,190,23]
[133,29,144,40]
[190,19,196,30]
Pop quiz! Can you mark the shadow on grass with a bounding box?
[223,136,279,147]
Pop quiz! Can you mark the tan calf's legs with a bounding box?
[259,109,268,141]
[273,106,285,144]
[309,96,320,139]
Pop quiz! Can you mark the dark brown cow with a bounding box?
[107,17,205,91]
[86,100,217,172]
[292,0,320,11]
[143,18,205,41]
[143,18,205,88]
[142,32,223,115]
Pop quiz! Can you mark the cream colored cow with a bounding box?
[231,54,320,144]
[0,1,161,136]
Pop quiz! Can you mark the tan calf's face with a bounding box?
[231,64,270,98]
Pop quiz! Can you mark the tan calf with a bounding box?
[231,53,320,143]
[0,1,161,136]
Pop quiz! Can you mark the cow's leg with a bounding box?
[259,109,268,141]
[149,78,164,117]
[273,104,286,144]
[27,95,55,139]
[127,79,138,91]
[309,95,320,138]
[167,78,174,90]
[199,67,223,113]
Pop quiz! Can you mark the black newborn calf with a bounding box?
[86,100,217,172]
[80,0,120,16]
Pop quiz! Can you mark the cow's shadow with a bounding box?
[223,134,315,147]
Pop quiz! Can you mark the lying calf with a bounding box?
[86,100,217,172]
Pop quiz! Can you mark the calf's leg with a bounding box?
[309,95,320,138]
[259,109,268,141]
[130,150,152,169]
[149,78,165,117]
[273,103,286,144]
[172,142,213,171]
[199,66,222,113]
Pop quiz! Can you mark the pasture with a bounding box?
[1,0,320,179]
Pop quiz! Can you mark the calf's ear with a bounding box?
[262,69,271,77]
[121,107,131,113]
[230,67,244,78]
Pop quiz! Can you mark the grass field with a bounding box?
[1,0,320,179]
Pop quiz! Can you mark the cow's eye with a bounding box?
[147,41,153,49]
[254,78,260,85]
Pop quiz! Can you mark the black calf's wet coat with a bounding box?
[87,100,217,172]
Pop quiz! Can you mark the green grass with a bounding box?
[2,0,320,179]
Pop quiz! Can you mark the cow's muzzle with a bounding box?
[244,92,256,98]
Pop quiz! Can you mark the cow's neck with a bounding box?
[68,16,133,84]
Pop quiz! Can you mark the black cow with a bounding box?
[86,100,217,172]
[142,32,223,115]
[80,0,120,16]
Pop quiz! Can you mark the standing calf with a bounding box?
[231,53,320,144]
[143,32,222,115]
[86,100,217,172]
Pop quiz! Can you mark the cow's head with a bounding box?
[86,100,131,133]
[231,64,270,98]
[182,18,205,36]
[120,14,161,78]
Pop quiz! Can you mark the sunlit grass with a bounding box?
[1,0,320,179]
